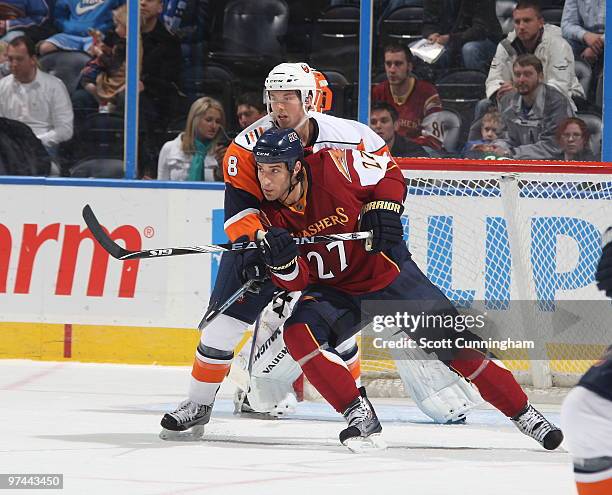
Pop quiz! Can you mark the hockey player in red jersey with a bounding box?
[159,63,391,440]
[561,228,612,495]
[160,62,482,440]
[252,127,565,451]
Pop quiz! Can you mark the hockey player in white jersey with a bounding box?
[160,63,481,442]
[560,228,612,495]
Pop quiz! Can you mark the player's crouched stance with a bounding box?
[251,127,563,451]
[560,229,612,494]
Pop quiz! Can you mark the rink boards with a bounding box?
[0,179,609,372]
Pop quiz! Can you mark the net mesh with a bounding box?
[361,160,612,390]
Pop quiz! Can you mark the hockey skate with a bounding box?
[159,399,212,441]
[511,403,564,450]
[339,386,386,453]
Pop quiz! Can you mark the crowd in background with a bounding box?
[0,0,605,178]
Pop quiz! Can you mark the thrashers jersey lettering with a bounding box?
[222,113,389,241]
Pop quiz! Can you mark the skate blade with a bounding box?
[159,425,205,441]
[343,434,387,454]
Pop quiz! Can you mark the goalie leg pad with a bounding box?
[234,329,302,415]
[394,354,482,424]
[374,323,481,424]
[451,348,527,418]
[231,292,303,415]
[284,322,359,413]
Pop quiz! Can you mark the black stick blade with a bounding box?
[82,204,129,259]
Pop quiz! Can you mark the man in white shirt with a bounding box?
[0,36,73,173]
[485,1,584,108]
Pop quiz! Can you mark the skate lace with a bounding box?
[172,400,204,423]
[346,398,370,427]
[516,406,552,443]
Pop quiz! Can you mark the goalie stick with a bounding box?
[232,312,263,410]
[83,205,372,260]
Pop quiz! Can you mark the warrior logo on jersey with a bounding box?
[301,64,310,73]
[245,127,266,146]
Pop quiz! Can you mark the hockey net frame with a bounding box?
[360,157,612,396]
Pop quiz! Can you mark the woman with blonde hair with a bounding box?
[158,96,226,181]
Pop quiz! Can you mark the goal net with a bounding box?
[360,158,612,393]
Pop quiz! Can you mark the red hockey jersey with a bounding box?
[261,148,406,295]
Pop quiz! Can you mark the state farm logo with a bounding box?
[0,222,142,298]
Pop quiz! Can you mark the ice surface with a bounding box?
[0,360,575,495]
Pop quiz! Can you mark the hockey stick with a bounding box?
[196,279,256,332]
[232,312,263,412]
[82,204,372,261]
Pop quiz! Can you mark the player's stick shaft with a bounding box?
[83,204,372,261]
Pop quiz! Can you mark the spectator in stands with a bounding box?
[0,116,52,175]
[236,92,266,130]
[372,43,443,151]
[461,109,506,158]
[162,0,207,98]
[133,0,183,178]
[555,117,598,162]
[78,4,131,114]
[0,36,73,173]
[157,96,225,181]
[490,54,574,160]
[0,0,56,44]
[370,101,428,157]
[0,41,9,78]
[140,0,182,126]
[561,1,605,72]
[486,1,584,110]
[38,0,125,55]
[421,0,502,72]
[163,0,207,44]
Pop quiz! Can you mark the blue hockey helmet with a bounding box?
[253,127,304,173]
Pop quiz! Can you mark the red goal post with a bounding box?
[395,156,612,174]
[360,157,612,393]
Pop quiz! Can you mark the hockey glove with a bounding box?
[234,235,269,293]
[359,200,404,253]
[261,227,299,274]
[595,228,612,298]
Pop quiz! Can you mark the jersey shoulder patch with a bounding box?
[349,149,392,186]
[325,148,352,183]
[234,115,275,150]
